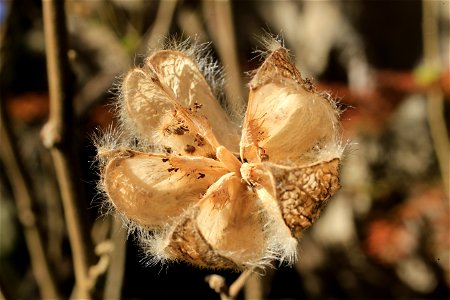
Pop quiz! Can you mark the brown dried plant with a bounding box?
[96,37,344,270]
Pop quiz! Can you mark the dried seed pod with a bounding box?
[98,37,344,270]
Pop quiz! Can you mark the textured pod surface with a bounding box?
[165,212,239,270]
[241,158,341,238]
[270,159,341,237]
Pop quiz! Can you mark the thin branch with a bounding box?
[228,269,253,299]
[41,0,94,298]
[177,6,208,43]
[206,269,253,300]
[202,0,245,119]
[103,218,127,299]
[422,0,449,197]
[135,0,178,54]
[0,105,60,300]
[243,272,264,300]
[87,240,114,290]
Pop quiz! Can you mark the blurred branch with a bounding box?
[0,287,5,300]
[41,0,94,298]
[203,0,245,118]
[136,0,178,53]
[68,14,130,119]
[244,260,277,300]
[228,269,253,299]
[422,0,449,197]
[74,72,118,118]
[244,270,275,300]
[87,240,114,291]
[103,218,127,299]
[206,269,253,300]
[177,6,208,43]
[0,104,60,300]
[0,3,59,298]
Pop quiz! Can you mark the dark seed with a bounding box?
[184,144,196,154]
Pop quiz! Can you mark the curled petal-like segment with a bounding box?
[197,173,265,265]
[241,158,341,238]
[123,69,217,157]
[146,50,240,152]
[165,173,266,269]
[241,47,340,164]
[102,150,228,227]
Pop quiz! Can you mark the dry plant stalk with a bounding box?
[0,107,60,299]
[41,1,93,298]
[97,36,343,270]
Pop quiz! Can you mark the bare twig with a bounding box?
[206,269,253,300]
[74,72,119,118]
[136,0,178,54]
[177,6,208,43]
[87,240,114,290]
[67,17,130,119]
[0,3,59,298]
[422,0,449,197]
[103,218,127,299]
[202,0,245,118]
[41,0,94,298]
[244,273,265,300]
[228,269,253,298]
[0,105,60,300]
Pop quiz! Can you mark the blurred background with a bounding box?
[0,0,448,299]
